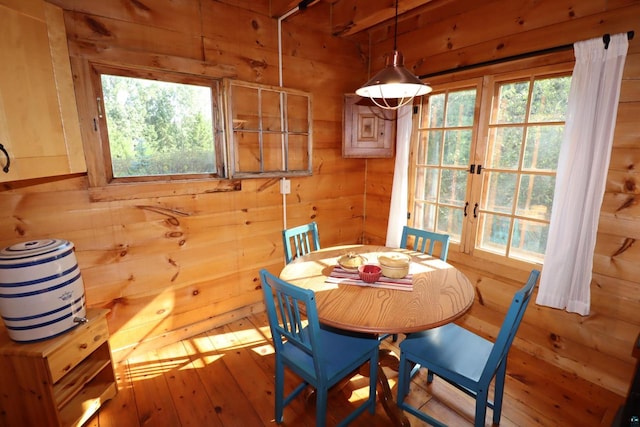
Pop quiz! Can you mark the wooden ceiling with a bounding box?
[271,0,448,37]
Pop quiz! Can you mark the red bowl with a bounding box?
[358,264,382,283]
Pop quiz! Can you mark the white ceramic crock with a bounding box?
[0,239,86,342]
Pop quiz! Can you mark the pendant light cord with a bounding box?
[393,0,398,51]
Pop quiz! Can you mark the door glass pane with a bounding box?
[478,213,510,256]
[443,130,472,166]
[437,206,463,241]
[516,174,554,220]
[426,93,445,127]
[445,89,476,127]
[487,127,523,169]
[414,203,436,230]
[483,172,516,214]
[440,169,467,207]
[415,167,439,202]
[529,76,571,122]
[418,130,442,165]
[494,81,529,124]
[510,218,548,263]
[523,125,563,170]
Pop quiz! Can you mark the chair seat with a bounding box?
[401,323,493,385]
[282,327,380,386]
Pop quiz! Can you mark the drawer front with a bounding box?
[47,316,109,383]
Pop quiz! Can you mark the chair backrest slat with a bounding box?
[481,269,540,383]
[282,222,320,264]
[400,226,450,261]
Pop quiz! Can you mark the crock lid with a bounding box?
[0,239,73,264]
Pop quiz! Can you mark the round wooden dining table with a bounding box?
[279,244,475,335]
[279,244,475,426]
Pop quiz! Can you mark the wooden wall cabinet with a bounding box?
[0,309,117,427]
[0,0,86,183]
[342,94,396,158]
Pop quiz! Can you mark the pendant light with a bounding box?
[356,0,432,110]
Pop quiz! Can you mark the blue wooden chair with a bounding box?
[259,269,379,426]
[400,226,450,261]
[397,269,540,427]
[282,221,320,264]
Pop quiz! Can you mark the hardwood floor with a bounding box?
[87,312,624,427]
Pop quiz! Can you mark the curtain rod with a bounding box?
[419,30,634,80]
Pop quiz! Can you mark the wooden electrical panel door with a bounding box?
[342,94,396,158]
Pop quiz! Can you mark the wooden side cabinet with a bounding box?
[0,309,117,427]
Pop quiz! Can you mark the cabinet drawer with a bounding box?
[48,316,110,383]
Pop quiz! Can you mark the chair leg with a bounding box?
[316,387,328,427]
[275,360,285,423]
[368,354,379,414]
[492,362,507,424]
[397,357,411,404]
[474,388,489,427]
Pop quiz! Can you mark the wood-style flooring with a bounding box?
[87,312,624,426]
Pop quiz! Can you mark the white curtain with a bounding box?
[385,104,413,247]
[536,33,628,315]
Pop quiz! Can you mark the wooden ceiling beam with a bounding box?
[330,0,438,37]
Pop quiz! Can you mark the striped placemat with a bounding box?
[326,266,413,291]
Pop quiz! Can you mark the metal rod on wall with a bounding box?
[419,30,635,80]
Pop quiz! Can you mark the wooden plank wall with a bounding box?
[362,0,640,397]
[0,0,637,400]
[0,0,368,361]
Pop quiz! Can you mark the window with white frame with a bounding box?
[409,64,572,264]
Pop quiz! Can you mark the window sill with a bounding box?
[88,179,241,202]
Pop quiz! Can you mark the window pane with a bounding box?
[101,75,216,178]
[516,175,554,220]
[487,127,523,169]
[443,130,472,166]
[483,172,516,213]
[478,213,510,256]
[261,90,282,132]
[445,89,476,127]
[523,125,563,170]
[232,85,259,129]
[439,169,467,207]
[437,206,463,241]
[529,76,571,122]
[234,131,260,172]
[494,81,529,124]
[425,93,445,127]
[263,133,284,172]
[287,94,309,133]
[288,134,309,170]
[510,218,548,263]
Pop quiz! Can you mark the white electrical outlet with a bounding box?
[280,178,291,194]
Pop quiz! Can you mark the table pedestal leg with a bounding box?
[375,349,410,427]
[304,350,410,426]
